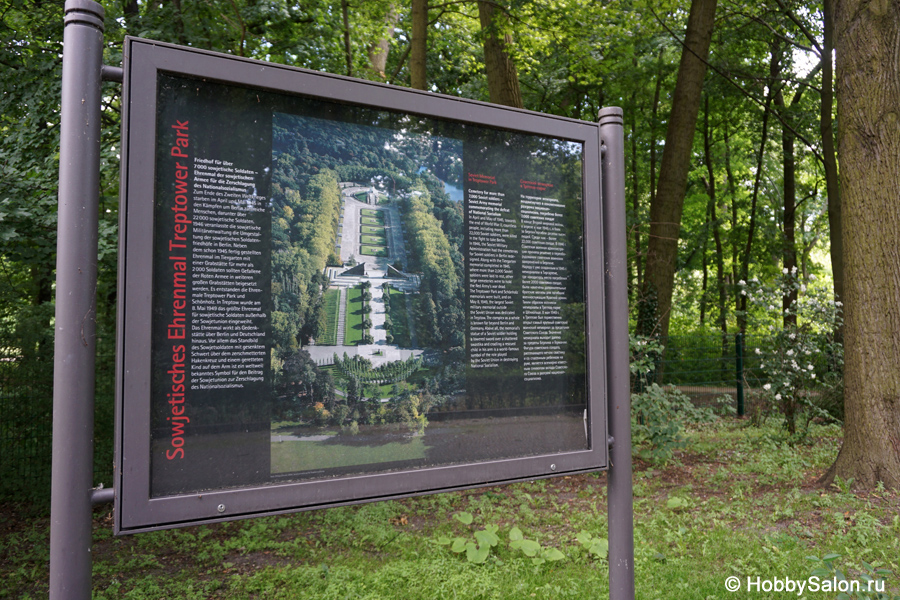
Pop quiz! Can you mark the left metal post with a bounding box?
[50,1,105,598]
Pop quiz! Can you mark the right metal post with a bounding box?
[599,107,634,600]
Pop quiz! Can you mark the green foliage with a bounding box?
[270,165,342,349]
[631,383,717,464]
[574,531,608,560]
[436,512,499,565]
[315,289,340,345]
[402,185,464,348]
[807,554,900,600]
[508,526,566,565]
[438,514,565,566]
[629,334,665,391]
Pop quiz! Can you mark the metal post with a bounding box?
[735,333,745,417]
[50,1,104,598]
[599,107,634,600]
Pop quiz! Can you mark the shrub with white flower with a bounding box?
[738,271,843,435]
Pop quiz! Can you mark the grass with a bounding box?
[5,421,900,599]
[387,287,411,347]
[361,216,382,226]
[316,289,340,346]
[360,235,386,246]
[360,246,387,257]
[360,209,382,218]
[361,225,385,236]
[271,435,426,473]
[344,286,365,346]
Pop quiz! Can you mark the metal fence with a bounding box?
[638,332,841,417]
[0,336,54,500]
[0,329,115,503]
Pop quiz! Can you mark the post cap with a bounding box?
[597,107,624,127]
[64,0,105,30]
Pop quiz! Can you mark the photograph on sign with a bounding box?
[118,39,606,530]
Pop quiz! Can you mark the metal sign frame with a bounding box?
[116,37,611,534]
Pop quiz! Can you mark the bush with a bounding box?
[632,384,716,464]
[739,270,843,435]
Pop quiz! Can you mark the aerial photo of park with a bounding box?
[267,110,586,480]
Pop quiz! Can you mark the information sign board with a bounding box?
[116,37,609,533]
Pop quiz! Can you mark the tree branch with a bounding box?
[649,7,825,165]
[770,0,823,54]
[387,44,411,85]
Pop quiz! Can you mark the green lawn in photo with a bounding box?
[361,216,382,226]
[361,235,386,246]
[353,192,368,202]
[367,380,412,399]
[361,225,385,236]
[360,208,382,219]
[270,434,426,473]
[316,289,340,345]
[360,246,388,257]
[387,287,411,347]
[344,286,365,345]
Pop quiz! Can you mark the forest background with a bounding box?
[1,0,898,496]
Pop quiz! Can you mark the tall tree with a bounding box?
[410,0,428,89]
[774,62,820,328]
[823,0,900,488]
[367,3,400,79]
[821,0,843,326]
[341,0,353,76]
[477,0,522,108]
[639,0,717,336]
[736,43,782,332]
[702,97,727,337]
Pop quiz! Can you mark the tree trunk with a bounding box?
[776,62,819,328]
[774,88,798,328]
[639,0,717,336]
[341,0,353,77]
[368,4,400,79]
[124,0,139,28]
[477,1,523,108]
[737,43,781,332]
[703,99,727,337]
[410,0,427,89]
[724,124,739,297]
[649,48,664,206]
[823,0,900,489]
[631,96,643,299]
[821,0,844,340]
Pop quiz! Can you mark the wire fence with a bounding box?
[0,329,115,504]
[0,335,54,501]
[636,333,842,416]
